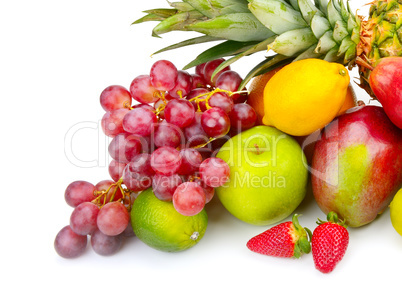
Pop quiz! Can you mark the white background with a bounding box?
[1,1,400,305]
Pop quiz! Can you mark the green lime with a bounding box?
[390,188,402,236]
[131,188,208,252]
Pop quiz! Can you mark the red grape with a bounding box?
[150,60,178,91]
[195,63,207,80]
[108,160,127,182]
[122,107,157,136]
[70,202,100,235]
[187,88,209,112]
[208,92,234,113]
[132,103,156,112]
[139,135,152,153]
[150,146,182,175]
[97,201,130,236]
[201,107,231,138]
[54,225,87,259]
[215,70,247,103]
[152,121,183,148]
[203,184,215,204]
[101,108,130,137]
[121,222,135,238]
[203,58,230,86]
[130,75,160,104]
[100,85,132,112]
[64,180,96,208]
[91,229,122,256]
[122,167,152,191]
[177,148,203,175]
[152,173,182,201]
[108,133,142,163]
[164,98,195,128]
[127,153,154,175]
[95,180,124,203]
[184,112,209,147]
[199,157,230,187]
[122,154,154,191]
[229,103,257,131]
[193,177,215,204]
[168,70,193,98]
[191,74,207,89]
[172,182,206,216]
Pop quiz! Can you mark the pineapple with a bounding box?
[134,0,402,96]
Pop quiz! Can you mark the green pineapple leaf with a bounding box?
[239,54,293,89]
[210,36,277,80]
[182,40,260,69]
[152,36,223,56]
[188,12,274,41]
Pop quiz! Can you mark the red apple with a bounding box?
[311,105,402,227]
[369,57,402,129]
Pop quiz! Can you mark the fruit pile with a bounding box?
[54,59,258,258]
[55,0,402,275]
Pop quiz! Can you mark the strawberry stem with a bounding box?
[317,211,348,228]
[291,214,312,257]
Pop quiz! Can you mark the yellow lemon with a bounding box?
[390,188,402,236]
[262,59,350,136]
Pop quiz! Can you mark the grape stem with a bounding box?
[188,88,249,111]
[191,137,216,149]
[124,101,134,110]
[92,177,128,209]
[155,103,166,116]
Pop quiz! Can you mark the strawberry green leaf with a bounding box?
[298,236,311,255]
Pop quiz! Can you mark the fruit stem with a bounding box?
[356,56,374,71]
[291,214,312,257]
[155,103,166,116]
[252,144,262,155]
[188,87,242,111]
[123,101,133,110]
[317,211,348,228]
[191,137,216,149]
[92,178,126,208]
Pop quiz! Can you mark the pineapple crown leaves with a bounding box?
[133,0,363,87]
[291,214,312,258]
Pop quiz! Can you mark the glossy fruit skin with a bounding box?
[312,218,349,274]
[390,188,402,236]
[248,66,356,125]
[247,221,295,257]
[262,59,350,136]
[131,188,208,252]
[246,215,311,258]
[369,57,402,129]
[312,105,402,227]
[216,126,308,226]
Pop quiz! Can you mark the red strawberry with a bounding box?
[246,214,312,258]
[312,212,349,273]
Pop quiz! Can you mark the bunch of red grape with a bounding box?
[54,59,258,258]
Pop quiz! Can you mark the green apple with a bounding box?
[216,126,308,226]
